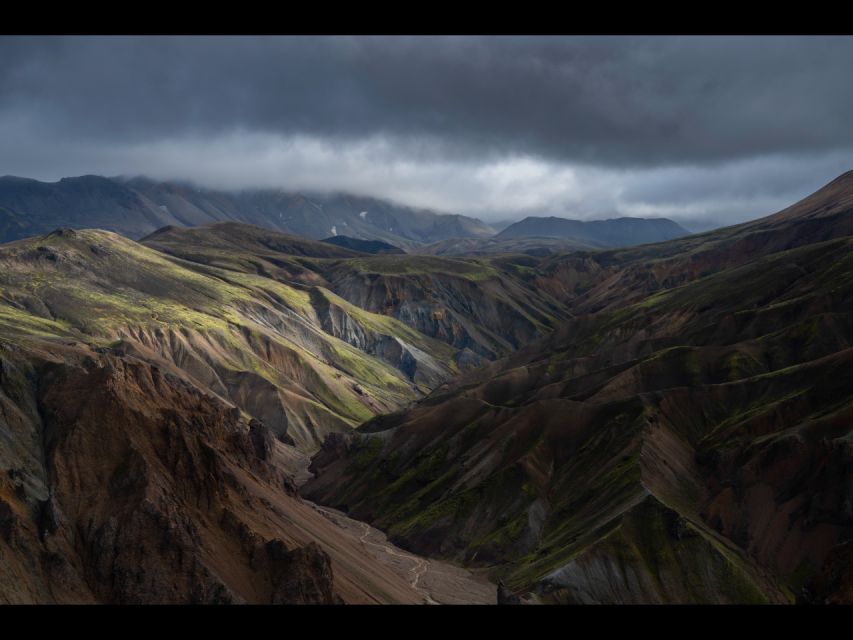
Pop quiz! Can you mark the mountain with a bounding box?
[304,170,853,604]
[320,235,405,255]
[4,169,853,604]
[0,222,570,454]
[496,215,690,247]
[142,223,569,363]
[0,332,503,603]
[488,218,521,233]
[0,221,548,603]
[0,175,496,248]
[415,236,598,257]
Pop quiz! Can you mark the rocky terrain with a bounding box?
[0,223,530,603]
[141,222,569,363]
[0,338,498,603]
[1,169,853,604]
[0,212,573,603]
[304,170,853,604]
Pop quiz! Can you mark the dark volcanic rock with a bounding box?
[264,540,338,605]
[249,419,276,461]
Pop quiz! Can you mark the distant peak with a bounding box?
[59,174,110,183]
[828,169,853,186]
[45,228,78,238]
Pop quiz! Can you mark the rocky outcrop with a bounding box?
[0,343,418,603]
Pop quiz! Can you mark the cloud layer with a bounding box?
[1,36,851,227]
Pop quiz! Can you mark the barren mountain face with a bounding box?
[0,171,852,603]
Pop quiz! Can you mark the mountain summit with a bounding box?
[497,215,690,246]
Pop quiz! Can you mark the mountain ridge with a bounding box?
[497,215,691,246]
[303,169,853,604]
[0,174,496,248]
[2,169,853,604]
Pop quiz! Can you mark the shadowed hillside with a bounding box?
[304,170,853,604]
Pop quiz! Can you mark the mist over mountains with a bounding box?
[0,174,692,252]
[0,168,851,603]
[2,35,853,606]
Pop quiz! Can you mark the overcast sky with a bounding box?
[1,35,851,230]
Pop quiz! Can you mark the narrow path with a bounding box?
[307,501,495,604]
[358,521,439,604]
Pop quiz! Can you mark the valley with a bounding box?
[0,170,852,603]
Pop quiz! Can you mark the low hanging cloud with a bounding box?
[1,36,852,228]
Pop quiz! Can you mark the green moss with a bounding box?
[722,350,764,381]
[717,553,771,604]
[349,255,500,280]
[0,305,72,337]
[348,436,385,471]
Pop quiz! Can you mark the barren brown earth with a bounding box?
[0,340,491,603]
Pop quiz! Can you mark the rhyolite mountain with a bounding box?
[1,169,853,604]
[0,221,556,602]
[140,222,567,365]
[304,170,853,604]
[0,339,438,604]
[0,175,496,248]
[0,222,566,454]
[497,215,690,247]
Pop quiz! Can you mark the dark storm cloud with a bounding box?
[3,35,853,165]
[0,35,852,225]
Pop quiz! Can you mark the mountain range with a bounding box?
[0,175,495,249]
[0,170,851,603]
[0,175,691,252]
[496,215,691,246]
[304,169,853,604]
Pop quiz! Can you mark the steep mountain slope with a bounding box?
[0,175,495,247]
[0,220,570,457]
[0,224,524,604]
[0,338,466,604]
[142,223,570,362]
[304,171,853,604]
[527,169,853,316]
[497,216,690,247]
[0,228,455,451]
[0,226,526,604]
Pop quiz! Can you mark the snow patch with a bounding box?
[359,211,368,220]
[330,225,337,236]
